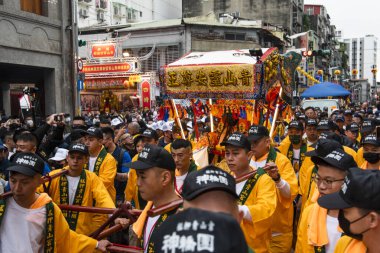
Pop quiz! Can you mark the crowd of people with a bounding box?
[0,102,379,253]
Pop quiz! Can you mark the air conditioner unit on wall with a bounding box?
[79,9,89,18]
[97,12,105,21]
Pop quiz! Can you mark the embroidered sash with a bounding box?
[287,143,307,172]
[93,147,108,175]
[238,167,266,205]
[59,170,86,231]
[0,199,55,253]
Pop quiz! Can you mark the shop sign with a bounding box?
[129,75,142,83]
[83,62,134,74]
[91,43,116,58]
[84,78,136,90]
[141,81,151,110]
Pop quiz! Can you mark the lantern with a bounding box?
[334,70,341,76]
[352,69,358,75]
[317,70,323,75]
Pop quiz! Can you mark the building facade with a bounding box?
[0,0,75,116]
[77,0,182,28]
[182,0,304,35]
[344,35,378,83]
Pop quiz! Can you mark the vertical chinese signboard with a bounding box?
[141,80,151,110]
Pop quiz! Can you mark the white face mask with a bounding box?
[65,117,71,123]
[25,119,34,128]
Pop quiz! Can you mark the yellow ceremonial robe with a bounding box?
[3,193,98,253]
[360,161,380,170]
[125,154,141,208]
[94,149,117,202]
[38,168,115,236]
[268,152,299,253]
[295,202,340,253]
[333,235,366,253]
[357,147,365,167]
[240,173,277,253]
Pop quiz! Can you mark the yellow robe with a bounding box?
[2,193,98,253]
[268,152,299,252]
[278,142,314,174]
[240,173,277,253]
[357,147,365,167]
[38,168,115,236]
[90,147,117,202]
[295,202,340,253]
[334,235,366,253]
[125,155,148,210]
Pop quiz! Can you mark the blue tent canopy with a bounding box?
[300,82,351,98]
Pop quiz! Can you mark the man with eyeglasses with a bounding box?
[295,148,357,253]
[248,125,298,253]
[318,168,380,253]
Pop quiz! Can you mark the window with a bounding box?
[139,47,160,72]
[225,33,246,41]
[20,0,43,15]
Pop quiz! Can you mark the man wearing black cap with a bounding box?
[335,116,345,134]
[305,118,318,146]
[39,143,117,236]
[150,165,249,253]
[360,118,375,138]
[360,134,380,169]
[279,120,310,173]
[345,123,360,151]
[222,132,276,252]
[247,126,298,253]
[125,144,181,252]
[298,139,344,212]
[344,110,353,125]
[125,128,159,210]
[0,152,111,252]
[318,168,380,252]
[84,127,117,202]
[295,149,357,253]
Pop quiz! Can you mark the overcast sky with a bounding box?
[304,0,380,79]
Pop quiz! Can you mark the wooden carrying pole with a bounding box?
[171,99,186,139]
[269,88,282,139]
[209,99,214,132]
[58,205,142,216]
[106,245,143,253]
[0,169,69,199]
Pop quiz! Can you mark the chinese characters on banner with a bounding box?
[83,63,133,74]
[141,80,151,110]
[162,64,256,99]
[91,43,116,58]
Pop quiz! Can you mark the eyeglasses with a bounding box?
[312,174,345,188]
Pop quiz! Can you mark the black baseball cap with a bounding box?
[68,143,89,155]
[318,167,380,210]
[70,129,87,142]
[306,119,318,127]
[221,132,250,150]
[140,128,159,140]
[361,119,375,133]
[345,123,359,132]
[335,116,345,122]
[8,152,45,176]
[311,149,357,171]
[306,139,343,157]
[317,120,334,131]
[288,120,304,131]
[362,134,380,147]
[151,208,249,253]
[247,125,269,142]
[125,144,175,171]
[182,165,239,201]
[85,127,103,139]
[319,132,342,144]
[344,109,353,115]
